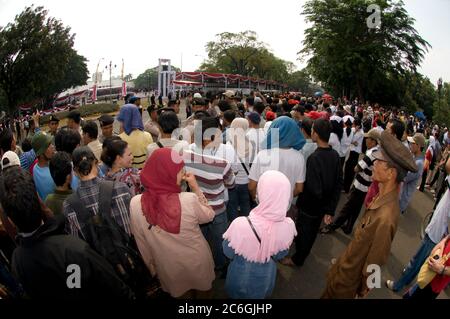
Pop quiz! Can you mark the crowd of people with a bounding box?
[0,89,449,300]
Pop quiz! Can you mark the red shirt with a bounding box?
[430,239,450,293]
[29,158,38,176]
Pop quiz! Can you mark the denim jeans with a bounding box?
[226,184,251,223]
[393,233,436,292]
[201,212,229,270]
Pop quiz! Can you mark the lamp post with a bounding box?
[105,61,117,103]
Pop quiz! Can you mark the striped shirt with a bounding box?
[183,150,235,215]
[63,177,132,240]
[353,146,379,192]
[19,149,36,171]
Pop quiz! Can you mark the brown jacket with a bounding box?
[322,189,400,299]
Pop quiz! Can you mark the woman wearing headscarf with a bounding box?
[223,170,297,299]
[117,104,153,169]
[248,116,306,206]
[129,148,215,298]
[225,118,254,221]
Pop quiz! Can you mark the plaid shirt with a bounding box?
[63,177,132,240]
[103,168,144,198]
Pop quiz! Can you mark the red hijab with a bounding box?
[140,148,184,234]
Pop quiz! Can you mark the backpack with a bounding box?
[66,180,162,299]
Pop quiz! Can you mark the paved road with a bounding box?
[212,189,449,299]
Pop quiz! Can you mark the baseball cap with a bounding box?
[265,111,276,121]
[193,93,202,99]
[223,90,235,98]
[128,96,140,104]
[98,114,114,126]
[364,128,381,140]
[49,115,60,123]
[1,151,20,170]
[407,133,426,148]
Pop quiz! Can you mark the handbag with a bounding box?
[417,244,450,289]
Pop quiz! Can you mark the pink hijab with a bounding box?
[223,170,297,263]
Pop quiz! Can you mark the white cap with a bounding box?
[223,90,235,98]
[1,151,20,170]
[254,96,263,103]
[193,93,202,99]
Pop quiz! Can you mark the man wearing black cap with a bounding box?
[144,105,160,142]
[167,100,180,115]
[322,130,418,299]
[48,115,60,137]
[98,114,115,143]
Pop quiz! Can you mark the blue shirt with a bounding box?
[222,239,288,299]
[33,164,56,201]
[399,154,424,212]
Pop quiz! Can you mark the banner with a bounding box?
[92,84,97,101]
[122,81,127,97]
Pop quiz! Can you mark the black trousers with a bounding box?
[419,169,429,192]
[330,187,366,233]
[339,157,346,173]
[403,284,439,299]
[343,151,360,193]
[292,209,323,266]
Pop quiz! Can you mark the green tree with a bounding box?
[134,66,180,90]
[300,0,430,101]
[433,82,450,127]
[287,69,315,94]
[199,31,294,83]
[0,6,88,114]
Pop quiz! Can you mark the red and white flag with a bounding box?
[121,81,127,97]
[92,84,97,101]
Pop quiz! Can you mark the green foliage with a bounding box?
[39,103,119,124]
[134,66,180,90]
[432,83,450,127]
[300,0,430,102]
[0,6,88,114]
[199,31,294,83]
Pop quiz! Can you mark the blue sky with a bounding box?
[0,0,448,85]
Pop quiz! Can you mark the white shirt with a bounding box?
[340,129,354,158]
[226,142,250,185]
[350,128,364,153]
[329,133,342,156]
[246,128,265,155]
[249,148,306,204]
[426,180,450,244]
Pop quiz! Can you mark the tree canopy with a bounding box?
[0,6,88,114]
[134,66,180,91]
[199,31,296,83]
[300,0,431,105]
